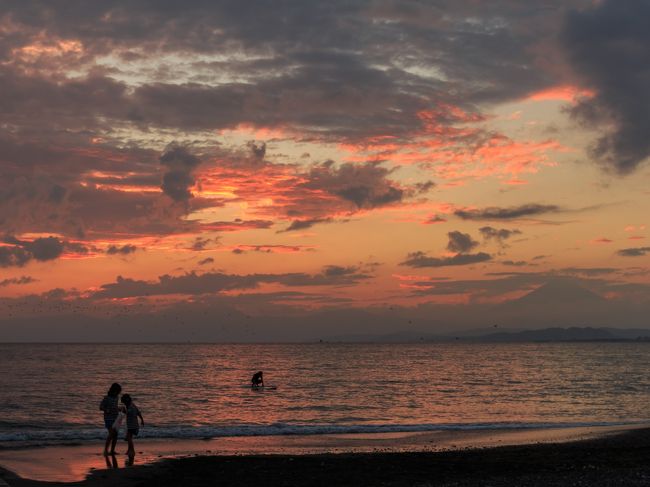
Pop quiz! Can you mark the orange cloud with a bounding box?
[337,103,565,182]
[13,38,83,61]
[525,85,596,103]
[218,123,295,141]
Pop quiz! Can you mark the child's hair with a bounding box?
[107,383,122,397]
[121,393,132,406]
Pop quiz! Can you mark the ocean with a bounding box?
[1,342,649,447]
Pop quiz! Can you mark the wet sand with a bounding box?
[0,425,648,486]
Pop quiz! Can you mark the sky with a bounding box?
[0,0,649,341]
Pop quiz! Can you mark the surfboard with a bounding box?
[251,385,277,390]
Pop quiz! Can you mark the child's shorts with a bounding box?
[128,428,139,436]
[104,419,115,429]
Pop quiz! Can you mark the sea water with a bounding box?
[1,342,649,446]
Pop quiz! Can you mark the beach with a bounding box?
[2,425,649,486]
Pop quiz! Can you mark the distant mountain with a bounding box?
[469,326,617,342]
[322,330,449,343]
[507,279,605,308]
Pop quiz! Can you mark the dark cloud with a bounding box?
[121,49,443,141]
[479,226,522,245]
[247,141,266,160]
[455,204,561,221]
[422,215,447,225]
[279,218,333,233]
[0,69,130,135]
[414,181,436,193]
[446,231,478,254]
[159,144,201,202]
[93,265,373,298]
[0,236,65,267]
[190,237,216,251]
[0,141,209,239]
[22,236,65,261]
[277,265,371,287]
[0,235,95,267]
[92,274,257,299]
[563,0,650,173]
[304,162,404,210]
[323,265,358,277]
[0,276,36,287]
[198,257,215,265]
[401,230,491,268]
[0,1,578,155]
[65,241,92,254]
[106,244,137,255]
[231,245,313,254]
[0,247,32,268]
[63,184,201,238]
[617,247,650,257]
[560,267,618,275]
[401,251,491,268]
[502,260,528,267]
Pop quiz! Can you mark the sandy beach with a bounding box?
[1,425,648,486]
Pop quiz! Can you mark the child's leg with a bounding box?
[126,431,134,455]
[103,431,111,455]
[109,429,118,454]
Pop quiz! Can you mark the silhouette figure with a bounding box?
[251,371,264,388]
[120,393,144,462]
[99,383,122,456]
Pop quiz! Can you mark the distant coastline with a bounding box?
[322,326,650,344]
[3,326,650,344]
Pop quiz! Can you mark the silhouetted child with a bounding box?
[99,382,122,456]
[251,370,264,387]
[120,394,144,459]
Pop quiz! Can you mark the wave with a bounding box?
[0,421,637,446]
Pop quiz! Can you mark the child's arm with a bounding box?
[138,409,145,426]
[99,397,106,411]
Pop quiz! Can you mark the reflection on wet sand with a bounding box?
[104,454,118,469]
[126,452,136,467]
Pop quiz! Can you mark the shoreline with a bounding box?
[0,424,643,484]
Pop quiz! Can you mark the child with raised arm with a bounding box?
[120,394,144,461]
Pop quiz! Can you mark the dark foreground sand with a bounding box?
[2,427,650,487]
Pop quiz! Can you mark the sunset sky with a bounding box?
[1,1,649,340]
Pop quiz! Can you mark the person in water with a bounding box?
[251,371,264,387]
[99,382,122,456]
[120,393,144,463]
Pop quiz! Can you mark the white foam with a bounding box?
[0,421,636,446]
